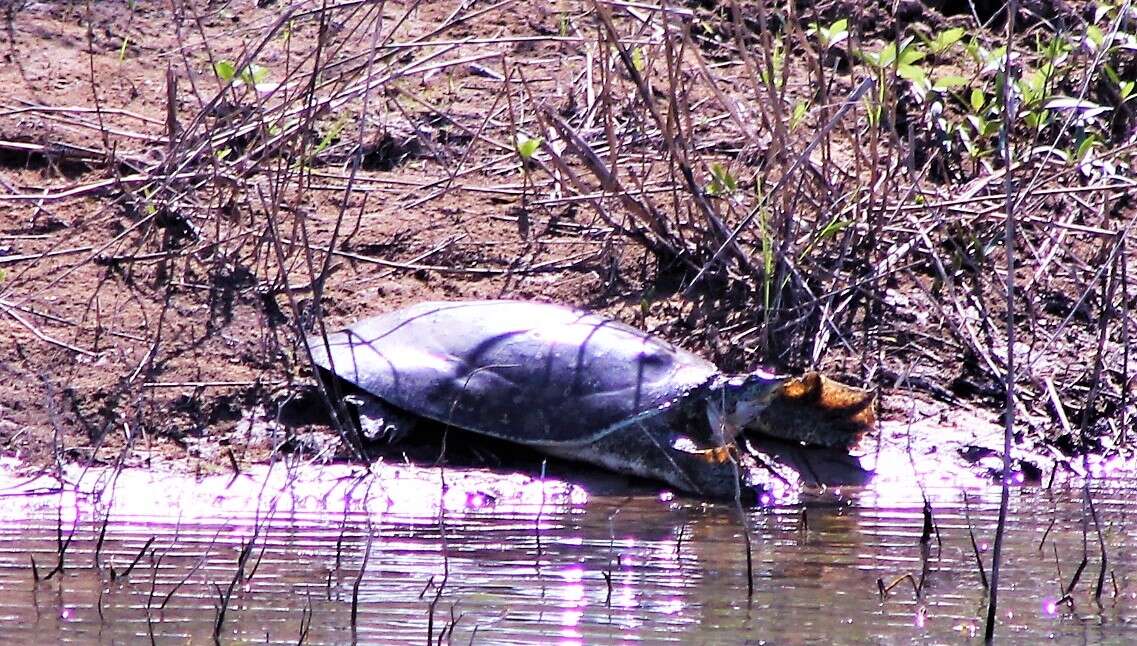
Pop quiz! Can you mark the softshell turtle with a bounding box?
[307,300,874,498]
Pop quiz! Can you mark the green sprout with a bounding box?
[314,115,350,157]
[213,59,270,87]
[515,135,542,162]
[789,101,809,131]
[807,19,849,50]
[705,163,738,197]
[921,27,966,57]
[631,47,647,73]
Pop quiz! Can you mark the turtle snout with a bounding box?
[746,373,875,449]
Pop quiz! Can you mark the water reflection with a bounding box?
[0,456,1136,643]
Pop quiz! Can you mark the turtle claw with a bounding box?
[752,372,875,449]
[669,436,736,464]
[699,445,735,464]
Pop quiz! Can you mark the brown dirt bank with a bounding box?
[0,1,1133,476]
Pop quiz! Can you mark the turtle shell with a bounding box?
[308,300,719,445]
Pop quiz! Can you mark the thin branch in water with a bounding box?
[963,492,989,590]
[985,1,1019,640]
[878,573,921,600]
[350,524,373,635]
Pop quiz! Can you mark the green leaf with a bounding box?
[1120,80,1135,101]
[969,88,985,113]
[790,101,808,130]
[876,41,897,67]
[1103,64,1121,86]
[897,63,927,84]
[929,27,965,55]
[631,47,647,72]
[1075,133,1099,162]
[214,59,237,83]
[515,136,542,161]
[966,114,986,136]
[859,42,896,70]
[898,42,926,65]
[932,74,969,90]
[963,37,982,63]
[817,218,849,239]
[817,19,849,49]
[314,116,350,155]
[707,163,738,196]
[1086,25,1105,50]
[1024,110,1044,129]
[239,63,270,85]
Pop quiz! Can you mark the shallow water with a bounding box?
[0,451,1135,644]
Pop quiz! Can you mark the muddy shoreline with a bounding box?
[1,1,1133,492]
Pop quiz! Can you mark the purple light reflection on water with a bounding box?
[654,597,685,615]
[464,491,491,510]
[557,565,586,641]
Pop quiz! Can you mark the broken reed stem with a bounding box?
[1078,236,1122,603]
[963,492,989,590]
[985,2,1018,641]
[535,460,546,562]
[213,537,255,645]
[878,573,921,600]
[350,526,373,633]
[1038,516,1057,552]
[729,460,755,599]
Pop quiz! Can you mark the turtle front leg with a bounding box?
[348,395,418,444]
[539,429,749,500]
[658,444,758,500]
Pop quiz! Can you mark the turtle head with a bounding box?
[704,371,785,444]
[740,372,876,449]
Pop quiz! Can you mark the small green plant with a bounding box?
[921,27,966,57]
[1016,64,1055,129]
[705,163,738,197]
[789,100,809,131]
[313,115,350,158]
[515,135,542,162]
[213,59,270,87]
[630,47,647,73]
[759,39,785,90]
[754,184,774,313]
[807,19,849,50]
[514,134,543,227]
[800,216,850,262]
